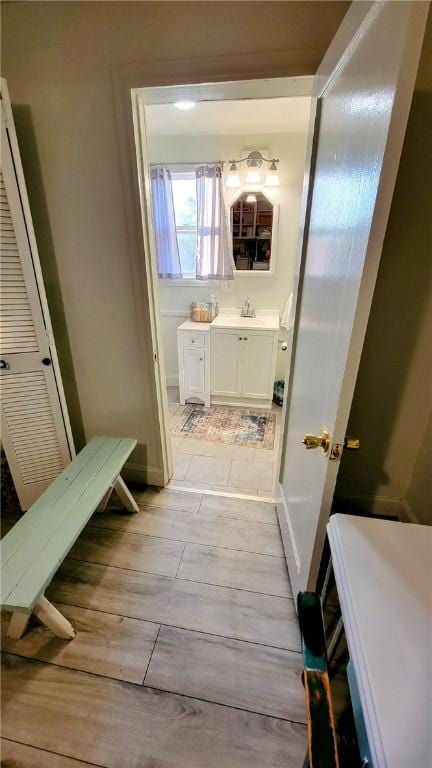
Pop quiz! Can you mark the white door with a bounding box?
[183,348,205,396]
[0,80,74,510]
[241,332,277,399]
[211,330,242,396]
[278,2,427,596]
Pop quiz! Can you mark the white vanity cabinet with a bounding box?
[210,329,242,397]
[210,327,278,406]
[177,322,210,406]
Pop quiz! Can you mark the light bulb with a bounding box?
[264,161,280,187]
[245,169,262,184]
[226,173,241,188]
[225,162,241,188]
[174,101,196,111]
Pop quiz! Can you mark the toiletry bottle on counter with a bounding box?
[209,295,217,321]
[200,303,209,322]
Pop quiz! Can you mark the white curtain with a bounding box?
[150,166,182,279]
[196,164,233,280]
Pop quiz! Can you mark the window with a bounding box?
[171,171,197,276]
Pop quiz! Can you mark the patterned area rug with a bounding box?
[170,405,276,449]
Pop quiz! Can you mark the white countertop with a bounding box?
[177,320,211,332]
[327,514,432,768]
[179,310,280,332]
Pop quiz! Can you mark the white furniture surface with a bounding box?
[211,309,279,332]
[177,321,210,407]
[327,514,432,768]
[210,310,279,408]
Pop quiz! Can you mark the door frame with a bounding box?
[277,0,428,593]
[112,54,313,486]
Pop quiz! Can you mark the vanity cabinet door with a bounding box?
[211,330,242,396]
[183,348,205,396]
[240,332,277,399]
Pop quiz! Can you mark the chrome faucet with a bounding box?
[241,297,256,318]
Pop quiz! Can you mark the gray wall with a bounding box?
[1,0,349,481]
[335,10,432,523]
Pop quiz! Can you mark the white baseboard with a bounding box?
[400,497,418,524]
[123,461,165,487]
[276,481,301,597]
[211,397,272,410]
[166,374,179,388]
[332,493,407,521]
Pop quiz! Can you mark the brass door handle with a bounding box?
[302,428,330,455]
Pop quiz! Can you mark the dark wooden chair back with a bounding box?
[298,591,340,768]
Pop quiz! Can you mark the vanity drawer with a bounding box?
[180,331,205,348]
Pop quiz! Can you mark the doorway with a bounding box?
[136,81,312,500]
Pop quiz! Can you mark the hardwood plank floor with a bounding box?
[132,486,202,513]
[145,625,306,722]
[199,493,277,524]
[0,739,100,768]
[2,655,306,768]
[178,542,292,597]
[1,603,159,683]
[69,526,185,577]
[90,505,284,557]
[2,489,306,765]
[47,560,301,650]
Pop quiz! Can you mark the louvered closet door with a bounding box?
[1,97,72,509]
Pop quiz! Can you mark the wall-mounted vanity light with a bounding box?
[225,151,280,188]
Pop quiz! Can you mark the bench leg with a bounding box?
[34,596,76,640]
[97,485,114,512]
[7,611,31,639]
[114,476,139,513]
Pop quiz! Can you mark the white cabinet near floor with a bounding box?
[211,327,278,407]
[241,332,277,399]
[210,329,242,397]
[177,322,210,407]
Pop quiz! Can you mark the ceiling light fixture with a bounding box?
[246,194,257,203]
[174,100,196,111]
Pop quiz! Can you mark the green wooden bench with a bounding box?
[1,436,138,640]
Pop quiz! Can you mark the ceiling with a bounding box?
[145,97,311,136]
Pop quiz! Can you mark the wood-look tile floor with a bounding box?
[1,488,306,767]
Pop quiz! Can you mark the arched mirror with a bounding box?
[230,191,277,272]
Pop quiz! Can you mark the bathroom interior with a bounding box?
[144,94,311,499]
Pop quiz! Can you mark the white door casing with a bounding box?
[122,74,313,486]
[0,79,74,509]
[278,1,428,597]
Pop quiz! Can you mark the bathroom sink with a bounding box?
[210,311,280,331]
